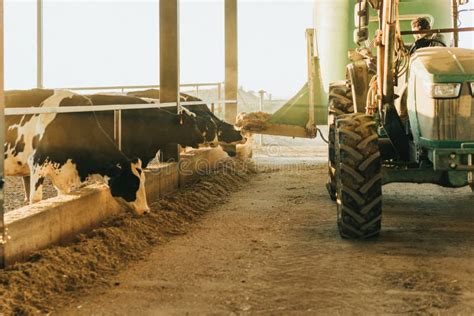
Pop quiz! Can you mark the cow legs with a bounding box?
[28,160,47,203]
[22,176,31,202]
[49,160,81,195]
[29,174,45,203]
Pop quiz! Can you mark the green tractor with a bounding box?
[234,0,473,239]
[326,0,474,238]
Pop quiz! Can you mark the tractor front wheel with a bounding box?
[335,113,382,239]
[327,82,354,201]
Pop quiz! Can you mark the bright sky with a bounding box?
[4,0,312,98]
[4,0,474,99]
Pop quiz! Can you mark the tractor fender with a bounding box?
[346,60,373,114]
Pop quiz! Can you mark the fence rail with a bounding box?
[5,98,237,151]
[42,82,226,119]
[50,82,223,106]
[4,100,236,116]
[52,82,223,92]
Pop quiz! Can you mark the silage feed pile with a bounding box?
[0,159,256,315]
[235,111,272,133]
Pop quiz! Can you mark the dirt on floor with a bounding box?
[0,159,255,315]
[50,155,473,315]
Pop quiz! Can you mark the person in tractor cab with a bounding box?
[409,17,446,54]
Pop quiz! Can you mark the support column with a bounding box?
[160,0,180,162]
[224,0,238,124]
[37,0,43,88]
[0,0,5,268]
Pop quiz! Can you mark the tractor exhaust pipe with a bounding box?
[452,0,459,47]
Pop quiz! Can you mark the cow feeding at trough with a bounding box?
[5,89,203,214]
[126,89,247,153]
[4,89,150,214]
[117,94,219,148]
[85,94,207,167]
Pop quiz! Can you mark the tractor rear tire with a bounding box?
[327,82,354,201]
[335,113,382,239]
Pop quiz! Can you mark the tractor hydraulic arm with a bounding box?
[375,0,410,160]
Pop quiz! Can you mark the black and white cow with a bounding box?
[180,95,245,145]
[5,89,149,214]
[85,94,206,167]
[125,95,219,147]
[126,89,246,152]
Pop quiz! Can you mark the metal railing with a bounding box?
[48,82,226,121]
[53,82,221,93]
[4,100,222,115]
[50,82,224,115]
[5,99,237,150]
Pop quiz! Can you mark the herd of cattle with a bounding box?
[3,89,246,214]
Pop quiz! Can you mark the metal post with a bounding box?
[468,154,473,184]
[258,90,265,146]
[160,0,180,162]
[382,3,396,105]
[196,86,199,98]
[225,0,238,124]
[37,0,43,88]
[217,82,222,117]
[306,28,315,132]
[377,1,388,110]
[0,0,5,268]
[114,110,122,150]
[452,0,459,47]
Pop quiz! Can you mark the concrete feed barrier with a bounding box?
[144,162,179,201]
[3,147,229,265]
[179,147,229,186]
[4,183,124,265]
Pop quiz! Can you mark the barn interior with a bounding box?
[1,0,474,314]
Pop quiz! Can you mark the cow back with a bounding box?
[127,89,160,99]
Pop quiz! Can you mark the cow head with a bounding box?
[177,110,205,148]
[217,121,246,146]
[195,116,218,147]
[108,158,149,215]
